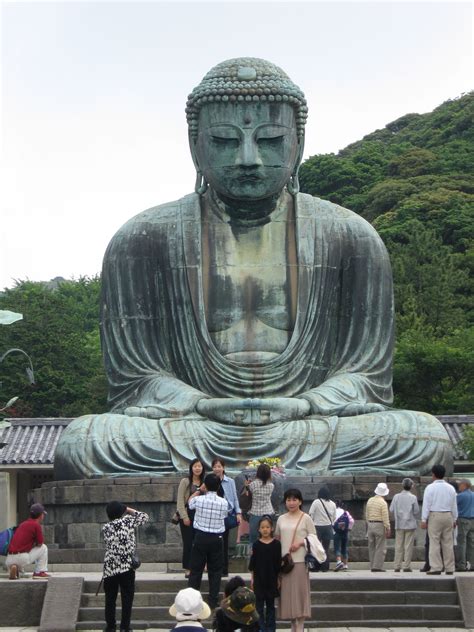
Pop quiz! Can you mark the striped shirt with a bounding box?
[365,495,390,529]
[188,491,229,533]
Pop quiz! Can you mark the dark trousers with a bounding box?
[223,528,230,574]
[256,596,276,632]
[188,530,224,608]
[104,569,135,631]
[179,519,195,569]
[315,525,333,571]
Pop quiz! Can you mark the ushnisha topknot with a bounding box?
[186,57,308,141]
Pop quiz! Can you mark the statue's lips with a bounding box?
[236,174,262,182]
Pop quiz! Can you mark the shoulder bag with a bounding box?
[319,498,334,531]
[280,512,304,574]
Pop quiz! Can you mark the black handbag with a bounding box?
[239,486,252,514]
[131,526,141,570]
[225,510,238,530]
[280,552,294,574]
[131,551,141,570]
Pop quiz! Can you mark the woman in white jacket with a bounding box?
[308,486,336,571]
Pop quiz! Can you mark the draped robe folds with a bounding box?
[54,192,453,479]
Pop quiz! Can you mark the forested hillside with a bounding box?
[1,94,473,417]
[300,92,474,412]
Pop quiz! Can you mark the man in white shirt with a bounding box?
[421,464,457,575]
[188,473,229,609]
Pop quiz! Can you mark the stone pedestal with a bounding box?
[31,474,433,564]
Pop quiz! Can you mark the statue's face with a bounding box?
[194,102,300,201]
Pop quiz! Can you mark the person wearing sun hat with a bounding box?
[214,586,260,631]
[169,587,211,630]
[365,482,391,572]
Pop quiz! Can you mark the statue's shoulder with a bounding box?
[108,193,198,246]
[297,192,382,240]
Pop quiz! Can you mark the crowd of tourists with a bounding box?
[2,461,473,632]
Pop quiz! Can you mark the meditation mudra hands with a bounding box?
[196,397,311,424]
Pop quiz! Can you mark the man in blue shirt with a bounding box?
[455,479,474,572]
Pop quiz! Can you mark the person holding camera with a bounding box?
[188,473,230,609]
[102,502,149,632]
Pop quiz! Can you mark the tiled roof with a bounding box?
[0,415,472,466]
[437,415,474,461]
[0,418,72,465]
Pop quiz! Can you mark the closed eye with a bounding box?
[257,136,284,146]
[211,136,239,148]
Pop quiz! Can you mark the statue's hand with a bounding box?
[196,398,248,423]
[338,402,387,417]
[259,397,311,422]
[124,405,172,419]
[196,397,311,425]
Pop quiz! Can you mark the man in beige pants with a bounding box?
[390,478,420,572]
[421,464,457,575]
[365,483,391,572]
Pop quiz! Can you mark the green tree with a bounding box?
[0,278,107,417]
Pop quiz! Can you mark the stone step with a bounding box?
[75,620,465,630]
[81,589,458,608]
[82,575,458,593]
[77,603,464,623]
[48,544,428,564]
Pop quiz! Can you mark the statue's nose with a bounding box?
[236,136,262,167]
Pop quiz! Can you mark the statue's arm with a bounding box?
[100,214,208,419]
[297,215,394,418]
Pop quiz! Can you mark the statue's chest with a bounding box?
[202,218,297,356]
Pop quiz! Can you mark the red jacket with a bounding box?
[8,518,44,553]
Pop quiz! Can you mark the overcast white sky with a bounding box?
[0,1,472,290]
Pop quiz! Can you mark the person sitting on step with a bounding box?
[5,503,50,580]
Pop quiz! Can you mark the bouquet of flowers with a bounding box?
[246,457,285,475]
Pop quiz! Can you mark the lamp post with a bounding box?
[0,310,36,433]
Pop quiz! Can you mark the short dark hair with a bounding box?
[204,473,220,492]
[402,478,414,490]
[284,488,303,503]
[256,463,271,484]
[188,458,206,486]
[211,457,225,470]
[106,501,126,521]
[224,575,246,597]
[318,486,331,501]
[432,464,446,479]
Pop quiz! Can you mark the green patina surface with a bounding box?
[54,58,452,479]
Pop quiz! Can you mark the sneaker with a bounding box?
[33,571,51,579]
[8,564,19,580]
[394,568,401,572]
[343,564,348,571]
[403,568,412,572]
[335,561,344,572]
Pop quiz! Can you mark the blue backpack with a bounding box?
[0,526,16,556]
[333,512,349,534]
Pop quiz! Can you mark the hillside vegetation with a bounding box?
[300,92,474,413]
[1,94,473,417]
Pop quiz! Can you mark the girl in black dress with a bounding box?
[248,516,281,632]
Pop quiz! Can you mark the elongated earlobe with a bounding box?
[287,170,300,196]
[195,170,209,195]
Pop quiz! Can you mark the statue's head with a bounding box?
[186,58,307,202]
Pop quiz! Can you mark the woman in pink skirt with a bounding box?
[275,488,316,632]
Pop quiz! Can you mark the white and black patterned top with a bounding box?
[188,491,228,533]
[248,479,275,516]
[102,510,149,578]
